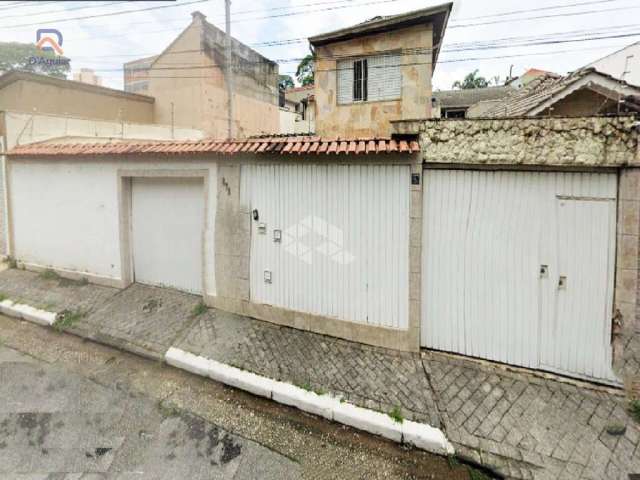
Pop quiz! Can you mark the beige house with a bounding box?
[478,68,640,118]
[310,3,452,137]
[0,71,154,123]
[142,11,280,139]
[282,85,315,134]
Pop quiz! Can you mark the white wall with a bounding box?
[9,158,217,295]
[279,108,299,135]
[0,111,204,258]
[3,111,204,150]
[242,163,409,329]
[587,42,640,87]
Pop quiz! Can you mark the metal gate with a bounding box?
[242,163,410,328]
[422,169,618,383]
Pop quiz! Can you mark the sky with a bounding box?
[0,0,639,91]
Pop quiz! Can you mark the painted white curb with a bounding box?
[0,299,56,326]
[165,347,455,456]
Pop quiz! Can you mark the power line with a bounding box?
[0,0,214,30]
[72,28,640,69]
[0,1,128,21]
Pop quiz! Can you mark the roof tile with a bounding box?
[8,136,419,158]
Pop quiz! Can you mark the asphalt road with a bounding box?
[0,315,485,479]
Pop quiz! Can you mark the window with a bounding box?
[337,54,401,104]
[353,59,368,102]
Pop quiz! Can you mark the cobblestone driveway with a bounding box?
[1,269,640,479]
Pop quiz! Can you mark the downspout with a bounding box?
[0,112,11,258]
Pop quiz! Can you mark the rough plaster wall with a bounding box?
[149,17,279,139]
[415,116,638,166]
[539,89,619,117]
[315,24,433,138]
[148,22,207,133]
[214,164,250,303]
[0,80,153,123]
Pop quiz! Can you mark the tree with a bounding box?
[296,54,314,86]
[278,74,294,90]
[0,42,70,79]
[452,70,490,89]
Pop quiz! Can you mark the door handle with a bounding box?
[558,276,567,289]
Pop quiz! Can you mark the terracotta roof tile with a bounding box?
[8,136,420,158]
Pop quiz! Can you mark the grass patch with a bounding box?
[53,309,86,332]
[447,455,461,469]
[158,401,181,418]
[191,301,208,317]
[0,292,7,302]
[468,466,492,480]
[630,399,640,423]
[388,406,404,424]
[300,381,312,392]
[39,269,60,281]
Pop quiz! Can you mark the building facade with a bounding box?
[310,4,451,137]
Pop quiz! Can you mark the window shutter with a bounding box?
[368,54,401,101]
[337,59,353,104]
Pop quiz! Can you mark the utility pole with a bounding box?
[225,0,234,139]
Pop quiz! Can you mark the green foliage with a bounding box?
[388,406,404,423]
[53,309,85,332]
[629,399,640,423]
[279,74,295,90]
[452,69,491,89]
[6,257,17,269]
[296,54,314,86]
[0,292,7,302]
[191,301,208,317]
[158,400,181,418]
[0,42,70,79]
[40,269,60,280]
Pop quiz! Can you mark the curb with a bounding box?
[165,347,455,456]
[0,299,56,326]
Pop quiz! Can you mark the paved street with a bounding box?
[0,314,484,480]
[2,268,640,479]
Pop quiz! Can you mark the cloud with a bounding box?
[0,0,636,90]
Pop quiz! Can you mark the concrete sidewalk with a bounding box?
[1,268,639,479]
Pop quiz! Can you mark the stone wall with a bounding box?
[314,24,433,138]
[393,116,639,167]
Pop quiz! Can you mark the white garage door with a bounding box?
[242,163,409,328]
[422,170,618,384]
[131,177,204,294]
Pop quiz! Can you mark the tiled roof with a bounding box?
[433,86,512,109]
[481,68,640,118]
[8,136,420,157]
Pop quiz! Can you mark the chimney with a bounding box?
[191,11,206,23]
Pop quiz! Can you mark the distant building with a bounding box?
[125,11,280,139]
[479,68,640,118]
[506,68,560,89]
[73,68,102,86]
[280,85,315,134]
[432,86,512,118]
[0,70,154,123]
[586,41,640,87]
[123,55,157,94]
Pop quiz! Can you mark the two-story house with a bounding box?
[310,3,452,138]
